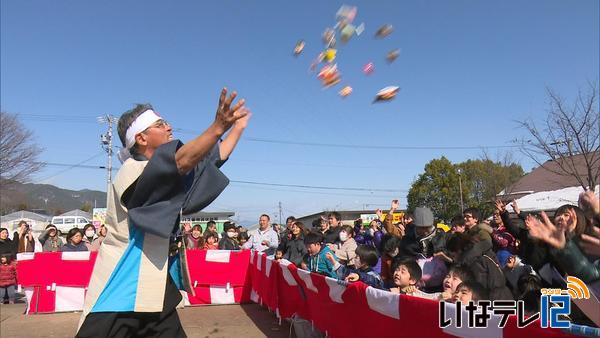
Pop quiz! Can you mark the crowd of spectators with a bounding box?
[1,190,599,328]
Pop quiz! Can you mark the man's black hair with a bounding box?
[391,258,422,282]
[355,245,379,267]
[304,231,324,245]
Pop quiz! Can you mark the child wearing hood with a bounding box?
[0,254,17,304]
[301,232,337,278]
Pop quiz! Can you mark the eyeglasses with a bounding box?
[146,119,170,131]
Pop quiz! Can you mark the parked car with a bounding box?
[51,216,90,234]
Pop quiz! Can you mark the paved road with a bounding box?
[0,303,294,338]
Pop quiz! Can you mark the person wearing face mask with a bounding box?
[39,224,64,252]
[380,237,401,284]
[329,225,357,266]
[82,224,101,252]
[218,222,240,250]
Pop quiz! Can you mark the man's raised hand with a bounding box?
[215,88,249,134]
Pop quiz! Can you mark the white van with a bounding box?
[51,216,91,234]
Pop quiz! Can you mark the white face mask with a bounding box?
[368,228,376,237]
[389,248,399,257]
[85,230,95,238]
[339,231,348,242]
[227,231,237,238]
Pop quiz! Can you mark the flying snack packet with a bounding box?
[339,86,353,97]
[362,62,374,75]
[294,40,305,56]
[340,24,356,43]
[318,64,341,88]
[323,48,337,63]
[386,49,400,63]
[373,86,400,102]
[355,23,365,36]
[336,5,357,25]
[322,27,336,47]
[375,24,393,38]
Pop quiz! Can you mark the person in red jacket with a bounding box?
[0,254,17,304]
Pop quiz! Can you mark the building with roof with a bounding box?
[0,210,52,233]
[498,152,599,212]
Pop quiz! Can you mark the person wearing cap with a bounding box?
[218,222,240,250]
[77,88,250,338]
[398,206,438,259]
[39,224,64,252]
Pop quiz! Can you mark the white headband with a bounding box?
[125,109,162,150]
[117,109,162,163]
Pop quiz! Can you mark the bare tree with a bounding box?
[0,112,45,189]
[516,82,600,190]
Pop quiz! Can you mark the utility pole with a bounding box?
[98,115,117,186]
[457,168,464,212]
[278,201,282,225]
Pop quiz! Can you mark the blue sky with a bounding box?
[2,1,599,225]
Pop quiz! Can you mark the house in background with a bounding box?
[0,210,52,235]
[498,153,599,212]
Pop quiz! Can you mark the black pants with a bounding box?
[76,275,186,338]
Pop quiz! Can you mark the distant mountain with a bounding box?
[0,181,107,216]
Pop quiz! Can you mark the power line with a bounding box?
[18,114,519,150]
[230,179,405,192]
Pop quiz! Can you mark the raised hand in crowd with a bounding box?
[580,226,600,256]
[494,199,505,213]
[510,200,520,216]
[390,199,399,212]
[525,211,567,249]
[375,209,383,221]
[578,190,600,221]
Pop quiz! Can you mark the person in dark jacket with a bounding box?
[447,232,513,301]
[323,212,342,244]
[62,228,88,252]
[280,221,308,267]
[326,245,384,289]
[398,207,438,259]
[0,228,17,258]
[218,222,240,250]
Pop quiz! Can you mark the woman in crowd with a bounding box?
[39,224,64,252]
[82,224,102,252]
[62,228,88,252]
[0,228,17,258]
[14,221,34,253]
[185,225,205,249]
[218,222,240,250]
[279,221,308,267]
[330,225,357,266]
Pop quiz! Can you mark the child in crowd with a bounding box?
[203,232,219,250]
[39,224,64,252]
[0,254,17,304]
[440,265,475,301]
[62,228,88,252]
[326,245,384,289]
[379,237,401,284]
[185,225,205,249]
[387,259,422,294]
[204,221,219,239]
[302,232,337,278]
[453,281,488,304]
[238,231,249,248]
